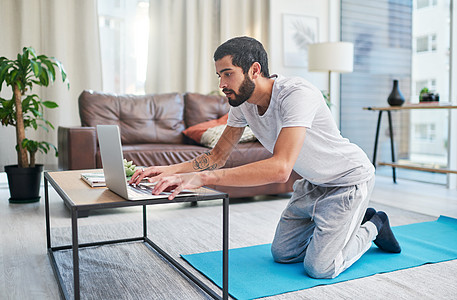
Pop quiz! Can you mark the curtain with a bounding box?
[145,0,269,94]
[0,0,102,170]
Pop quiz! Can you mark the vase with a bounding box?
[5,164,43,203]
[387,79,405,106]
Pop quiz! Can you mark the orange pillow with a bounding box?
[183,114,229,143]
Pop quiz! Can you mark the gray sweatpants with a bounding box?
[271,176,377,279]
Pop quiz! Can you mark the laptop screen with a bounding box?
[97,125,130,198]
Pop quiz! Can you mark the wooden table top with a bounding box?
[45,169,225,208]
[363,103,457,111]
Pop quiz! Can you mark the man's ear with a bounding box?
[251,62,262,79]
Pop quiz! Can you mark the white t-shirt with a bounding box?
[227,75,374,186]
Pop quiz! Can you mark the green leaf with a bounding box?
[45,119,55,130]
[38,124,49,132]
[30,119,38,130]
[29,96,40,111]
[21,50,29,69]
[10,69,19,83]
[41,60,56,82]
[1,98,13,110]
[0,61,13,86]
[42,101,58,109]
[54,60,67,82]
[26,47,37,59]
[22,95,32,109]
[39,68,49,86]
[22,138,39,153]
[16,81,23,92]
[38,143,50,154]
[30,59,41,77]
[30,108,42,117]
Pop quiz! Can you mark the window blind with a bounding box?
[340,0,412,161]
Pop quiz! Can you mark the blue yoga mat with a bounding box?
[182,216,457,300]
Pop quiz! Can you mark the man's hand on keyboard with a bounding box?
[152,173,203,200]
[129,165,171,186]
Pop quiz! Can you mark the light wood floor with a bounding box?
[1,174,456,299]
[371,175,457,218]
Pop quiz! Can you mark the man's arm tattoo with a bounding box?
[192,152,218,171]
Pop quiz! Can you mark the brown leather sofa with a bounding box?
[58,90,300,199]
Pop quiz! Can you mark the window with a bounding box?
[416,36,429,52]
[409,1,449,174]
[414,123,436,141]
[98,0,150,94]
[415,34,437,53]
[416,0,438,9]
[431,34,437,51]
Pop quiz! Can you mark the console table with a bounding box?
[363,104,457,182]
[44,170,229,300]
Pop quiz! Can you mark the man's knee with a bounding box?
[271,243,303,263]
[303,256,335,279]
[271,243,289,263]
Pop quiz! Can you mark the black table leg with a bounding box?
[45,177,51,250]
[223,196,229,300]
[72,208,80,300]
[387,111,397,183]
[373,111,383,166]
[143,205,147,238]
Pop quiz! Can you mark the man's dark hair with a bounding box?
[214,36,270,77]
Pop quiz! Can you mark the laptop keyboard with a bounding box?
[127,183,195,199]
[128,184,155,196]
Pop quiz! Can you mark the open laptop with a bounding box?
[97,125,196,201]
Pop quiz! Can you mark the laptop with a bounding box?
[97,125,196,201]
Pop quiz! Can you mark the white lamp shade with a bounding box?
[308,42,354,73]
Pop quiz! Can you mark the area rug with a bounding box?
[181,216,457,300]
[50,223,211,300]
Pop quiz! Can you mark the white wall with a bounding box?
[268,0,341,125]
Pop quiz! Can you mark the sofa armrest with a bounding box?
[58,126,97,170]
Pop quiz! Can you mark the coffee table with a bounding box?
[44,170,229,300]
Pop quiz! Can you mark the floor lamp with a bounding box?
[308,42,354,104]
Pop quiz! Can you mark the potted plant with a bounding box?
[0,47,68,203]
[419,87,439,102]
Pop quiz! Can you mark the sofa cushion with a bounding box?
[201,125,256,148]
[184,93,230,128]
[79,90,185,145]
[183,114,256,148]
[182,114,229,144]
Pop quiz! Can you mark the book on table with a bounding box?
[80,173,106,187]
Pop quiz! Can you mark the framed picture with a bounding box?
[283,14,319,68]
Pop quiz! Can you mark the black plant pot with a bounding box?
[4,164,43,203]
[387,79,405,106]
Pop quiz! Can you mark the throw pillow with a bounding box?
[183,114,256,148]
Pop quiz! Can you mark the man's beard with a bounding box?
[224,75,256,107]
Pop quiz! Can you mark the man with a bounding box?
[130,36,401,279]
